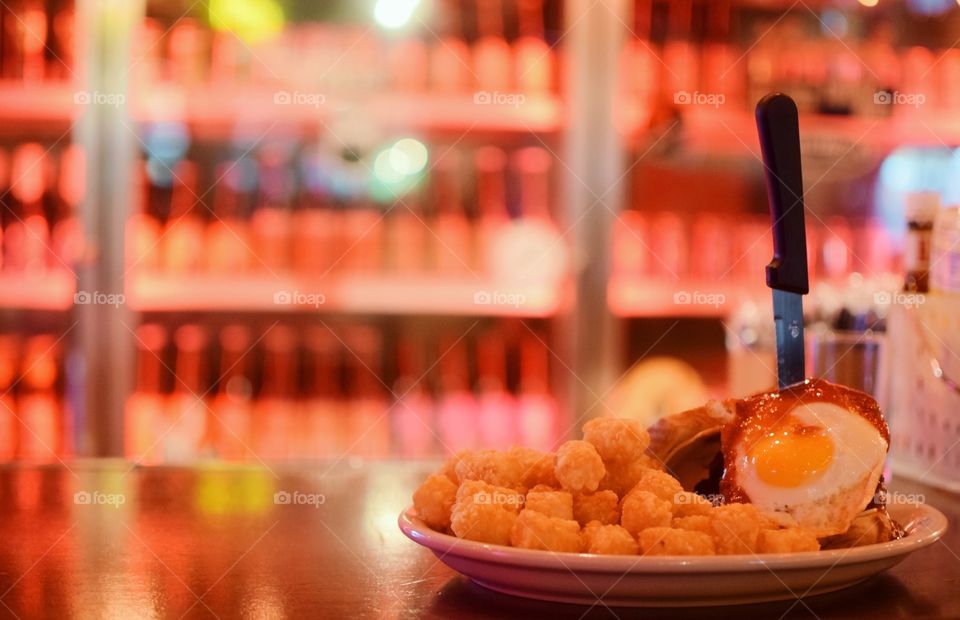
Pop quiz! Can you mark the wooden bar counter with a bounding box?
[0,460,956,619]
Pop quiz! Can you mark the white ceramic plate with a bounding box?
[399,503,947,607]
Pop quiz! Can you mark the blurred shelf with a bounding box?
[0,271,75,310]
[128,273,566,317]
[131,86,563,135]
[0,82,77,128]
[626,107,960,154]
[608,276,765,318]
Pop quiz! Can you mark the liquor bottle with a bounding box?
[661,0,698,101]
[135,18,164,88]
[517,331,558,451]
[167,18,206,86]
[344,326,390,458]
[49,3,75,80]
[391,335,435,458]
[473,0,512,92]
[19,0,47,81]
[253,325,298,460]
[291,174,340,276]
[513,0,553,94]
[385,189,428,273]
[205,161,253,273]
[50,144,84,271]
[0,335,18,460]
[821,216,852,282]
[160,161,204,274]
[476,328,516,449]
[436,333,478,452]
[341,199,384,273]
[691,213,731,280]
[125,323,168,465]
[430,0,471,93]
[431,149,472,273]
[16,335,61,461]
[612,208,647,278]
[700,0,742,106]
[620,0,659,109]
[389,34,428,92]
[474,146,510,275]
[490,147,567,286]
[165,325,209,462]
[903,192,940,294]
[5,143,49,273]
[211,325,254,461]
[127,161,163,273]
[250,148,295,273]
[303,326,343,460]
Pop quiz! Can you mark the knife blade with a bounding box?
[755,93,809,389]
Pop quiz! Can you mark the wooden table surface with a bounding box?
[0,460,956,619]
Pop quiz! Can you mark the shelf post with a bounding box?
[562,0,628,431]
[74,0,143,456]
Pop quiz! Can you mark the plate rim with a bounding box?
[398,502,947,573]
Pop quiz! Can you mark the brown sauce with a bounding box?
[718,378,890,503]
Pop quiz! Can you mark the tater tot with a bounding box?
[757,528,821,554]
[581,522,639,555]
[525,488,574,520]
[598,458,649,497]
[672,492,714,517]
[628,469,684,504]
[572,490,620,526]
[510,509,582,552]
[455,449,527,491]
[439,450,471,484]
[450,480,522,545]
[710,503,762,555]
[639,527,716,556]
[620,490,672,536]
[412,473,458,531]
[509,447,560,490]
[582,417,651,464]
[672,515,714,536]
[555,440,606,493]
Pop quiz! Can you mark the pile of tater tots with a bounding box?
[412,417,821,555]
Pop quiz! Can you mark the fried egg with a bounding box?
[729,401,888,537]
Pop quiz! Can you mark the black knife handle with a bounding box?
[756,93,809,295]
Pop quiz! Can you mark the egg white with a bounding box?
[733,401,888,536]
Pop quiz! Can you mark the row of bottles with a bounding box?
[125,320,561,463]
[0,0,74,82]
[0,332,67,461]
[622,0,960,117]
[613,210,900,285]
[0,142,83,275]
[137,0,558,96]
[129,143,563,280]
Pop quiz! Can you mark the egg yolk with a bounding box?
[748,427,834,487]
